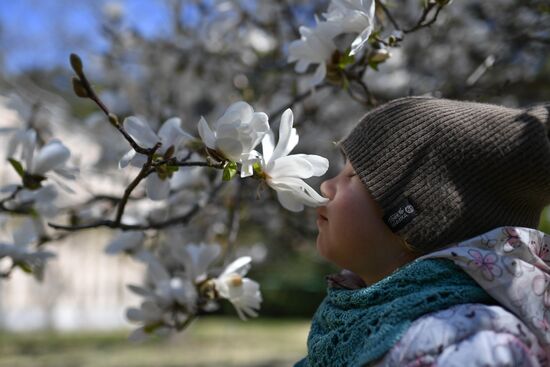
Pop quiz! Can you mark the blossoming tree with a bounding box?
[2,0,547,339]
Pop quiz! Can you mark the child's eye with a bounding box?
[347,173,357,178]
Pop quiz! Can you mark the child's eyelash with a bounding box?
[348,173,357,178]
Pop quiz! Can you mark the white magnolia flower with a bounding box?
[214,256,262,320]
[143,256,198,311]
[0,219,55,281]
[288,22,338,87]
[119,116,194,201]
[172,243,222,283]
[16,184,59,217]
[8,129,73,183]
[259,109,329,212]
[198,101,269,177]
[126,301,173,342]
[323,0,376,55]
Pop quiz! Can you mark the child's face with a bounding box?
[317,161,417,284]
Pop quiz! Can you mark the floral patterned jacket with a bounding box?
[372,226,550,367]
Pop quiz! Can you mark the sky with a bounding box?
[0,0,204,74]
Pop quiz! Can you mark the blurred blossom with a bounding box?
[172,242,222,283]
[214,256,262,320]
[102,1,125,22]
[288,22,338,87]
[126,301,174,342]
[104,230,153,262]
[119,116,194,201]
[323,0,375,55]
[198,101,269,177]
[0,218,55,281]
[246,28,277,53]
[259,109,329,212]
[8,129,72,181]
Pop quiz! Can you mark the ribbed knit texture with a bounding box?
[341,97,550,252]
[294,258,495,367]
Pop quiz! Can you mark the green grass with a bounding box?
[0,317,310,367]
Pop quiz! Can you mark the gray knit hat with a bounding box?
[340,97,550,253]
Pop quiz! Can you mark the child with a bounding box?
[296,97,550,366]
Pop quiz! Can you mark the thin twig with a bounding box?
[268,84,329,123]
[376,0,401,30]
[404,4,443,34]
[115,143,161,224]
[49,182,224,232]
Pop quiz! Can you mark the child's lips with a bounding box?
[317,208,328,222]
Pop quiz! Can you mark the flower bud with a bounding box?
[69,53,84,77]
[108,113,119,127]
[370,49,391,63]
[72,77,88,98]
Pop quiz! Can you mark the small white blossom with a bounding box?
[323,0,376,55]
[259,109,329,212]
[0,219,55,281]
[118,116,194,201]
[7,129,73,183]
[198,101,269,177]
[126,301,173,342]
[287,22,338,87]
[172,243,222,283]
[214,256,262,320]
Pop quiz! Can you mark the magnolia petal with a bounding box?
[197,117,216,149]
[219,101,254,127]
[240,159,255,178]
[261,131,275,164]
[53,166,78,180]
[158,117,190,154]
[271,109,299,162]
[146,174,170,201]
[268,155,326,179]
[12,219,38,247]
[105,231,145,254]
[7,129,25,158]
[216,137,244,162]
[309,63,327,87]
[277,190,305,212]
[222,256,252,277]
[127,284,154,298]
[124,116,159,148]
[248,112,270,148]
[119,150,135,169]
[22,130,37,171]
[295,59,310,73]
[293,154,329,176]
[350,0,375,55]
[269,176,328,208]
[146,258,170,285]
[32,140,70,175]
[350,23,374,56]
[130,153,148,168]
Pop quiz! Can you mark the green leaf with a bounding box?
[223,162,238,181]
[252,162,262,175]
[16,262,33,274]
[8,158,25,178]
[338,52,355,69]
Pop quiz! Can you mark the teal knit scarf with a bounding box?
[295,258,495,367]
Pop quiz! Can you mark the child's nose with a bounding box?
[320,177,335,200]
